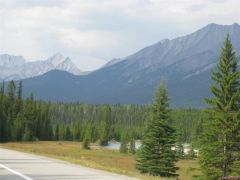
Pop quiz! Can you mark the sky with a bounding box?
[0,0,239,71]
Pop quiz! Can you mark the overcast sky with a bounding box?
[0,0,239,71]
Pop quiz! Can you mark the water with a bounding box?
[105,142,198,155]
[105,141,141,150]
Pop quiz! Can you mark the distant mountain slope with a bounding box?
[22,23,240,107]
[0,53,82,80]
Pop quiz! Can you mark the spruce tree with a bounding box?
[14,81,23,115]
[136,82,177,177]
[23,94,35,141]
[120,130,128,154]
[98,105,111,146]
[65,125,71,140]
[82,124,92,150]
[83,138,90,149]
[186,144,196,159]
[12,113,23,141]
[129,138,136,154]
[176,142,185,159]
[55,124,59,140]
[120,141,128,154]
[199,35,240,179]
[0,83,4,142]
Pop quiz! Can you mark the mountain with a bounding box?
[0,53,82,81]
[21,23,240,107]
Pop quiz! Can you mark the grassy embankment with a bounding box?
[0,141,202,180]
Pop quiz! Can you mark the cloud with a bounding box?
[0,0,239,70]
[188,4,207,11]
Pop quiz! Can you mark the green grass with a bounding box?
[0,141,202,180]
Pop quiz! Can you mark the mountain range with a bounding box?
[2,23,240,107]
[0,53,82,81]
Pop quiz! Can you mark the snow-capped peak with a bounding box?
[0,54,26,67]
[47,53,67,65]
[0,53,83,80]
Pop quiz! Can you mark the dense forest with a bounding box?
[0,80,204,145]
[0,81,52,142]
[49,103,204,144]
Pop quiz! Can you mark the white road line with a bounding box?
[0,163,34,180]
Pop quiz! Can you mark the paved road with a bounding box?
[0,148,137,180]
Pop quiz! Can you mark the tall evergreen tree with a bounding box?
[6,81,16,140]
[136,82,177,177]
[98,105,111,146]
[199,35,240,179]
[120,130,129,154]
[7,81,15,104]
[0,83,4,142]
[14,81,23,115]
[129,138,136,154]
[65,125,71,140]
[12,113,24,141]
[82,124,92,150]
[54,124,59,140]
[187,144,196,159]
[22,94,35,141]
[176,143,185,159]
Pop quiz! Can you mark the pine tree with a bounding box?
[199,35,240,179]
[12,113,23,141]
[54,124,59,140]
[22,94,35,141]
[6,81,16,140]
[65,125,71,140]
[0,83,4,142]
[14,81,23,115]
[136,81,177,177]
[98,105,111,146]
[176,131,185,159]
[176,142,185,159]
[7,81,15,104]
[23,127,32,141]
[120,141,128,154]
[186,144,196,159]
[83,138,90,149]
[120,130,128,154]
[129,138,136,154]
[82,124,92,150]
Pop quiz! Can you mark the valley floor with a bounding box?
[0,141,202,180]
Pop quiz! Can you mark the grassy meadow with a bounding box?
[0,141,202,180]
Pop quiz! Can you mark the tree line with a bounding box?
[0,82,203,145]
[0,81,52,142]
[49,103,204,144]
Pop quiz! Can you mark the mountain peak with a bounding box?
[52,52,64,59]
[0,54,26,67]
[0,53,83,80]
[204,22,240,30]
[46,53,82,75]
[47,53,66,65]
[233,22,239,25]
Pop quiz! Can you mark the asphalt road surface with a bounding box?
[0,148,137,180]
